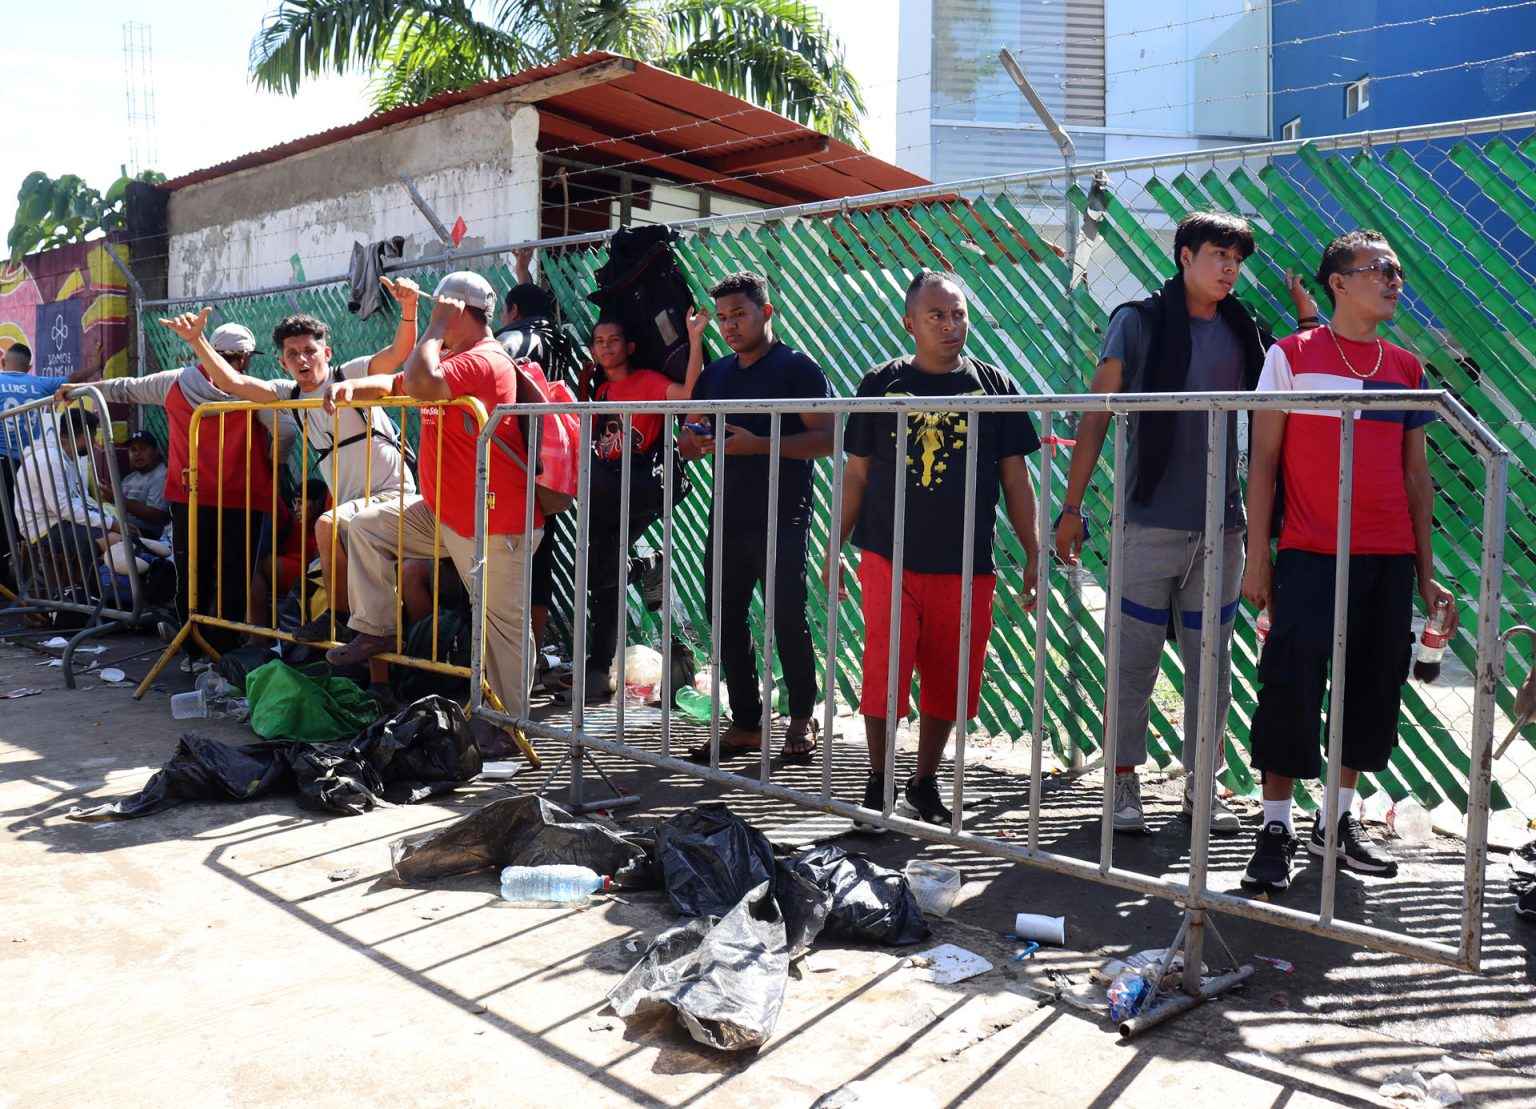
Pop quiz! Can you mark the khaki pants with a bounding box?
[345,493,543,718]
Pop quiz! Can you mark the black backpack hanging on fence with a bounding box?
[587,224,694,383]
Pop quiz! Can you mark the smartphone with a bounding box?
[683,421,713,436]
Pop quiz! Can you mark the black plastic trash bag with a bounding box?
[784,844,931,946]
[391,794,649,883]
[65,733,296,821]
[67,695,481,822]
[773,857,834,958]
[654,802,776,918]
[608,880,788,1051]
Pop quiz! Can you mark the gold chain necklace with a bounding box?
[1326,326,1384,379]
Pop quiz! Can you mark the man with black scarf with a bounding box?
[1055,211,1265,837]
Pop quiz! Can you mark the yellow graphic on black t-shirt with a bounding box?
[887,389,982,489]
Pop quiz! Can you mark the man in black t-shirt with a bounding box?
[829,271,1041,825]
[680,271,834,764]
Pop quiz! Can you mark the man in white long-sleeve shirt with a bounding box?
[13,407,121,595]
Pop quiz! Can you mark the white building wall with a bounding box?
[895,0,935,181]
[167,104,542,298]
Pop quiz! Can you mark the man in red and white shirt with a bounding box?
[1239,230,1458,893]
[324,272,544,717]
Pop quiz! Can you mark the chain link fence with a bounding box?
[139,113,1536,838]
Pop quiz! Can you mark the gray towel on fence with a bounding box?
[348,237,405,320]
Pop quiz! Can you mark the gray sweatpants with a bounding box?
[1109,522,1245,769]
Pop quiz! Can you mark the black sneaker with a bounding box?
[629,554,664,612]
[1241,821,1299,892]
[900,774,953,826]
[854,771,888,833]
[293,612,351,644]
[1310,813,1399,877]
[1517,887,1536,922]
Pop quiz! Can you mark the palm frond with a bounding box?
[657,0,867,146]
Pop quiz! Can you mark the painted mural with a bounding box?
[0,239,130,381]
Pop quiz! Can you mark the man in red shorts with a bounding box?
[1240,230,1458,892]
[828,270,1041,825]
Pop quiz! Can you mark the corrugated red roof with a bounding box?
[162,51,926,206]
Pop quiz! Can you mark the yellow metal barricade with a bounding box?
[133,393,539,766]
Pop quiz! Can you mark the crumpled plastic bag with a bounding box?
[391,793,648,883]
[68,695,480,821]
[244,659,382,743]
[607,880,787,1052]
[782,844,931,946]
[654,802,776,918]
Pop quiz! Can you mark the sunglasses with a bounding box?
[1339,258,1405,282]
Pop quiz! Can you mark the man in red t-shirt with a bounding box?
[324,272,544,717]
[1239,231,1458,893]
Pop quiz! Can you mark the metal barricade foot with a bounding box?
[535,741,643,816]
[1118,907,1254,1039]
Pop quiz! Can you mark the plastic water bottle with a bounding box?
[1106,968,1154,1022]
[1255,609,1272,646]
[675,686,714,724]
[499,865,610,904]
[1387,799,1433,844]
[1413,598,1454,683]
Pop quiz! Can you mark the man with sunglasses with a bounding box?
[1240,230,1457,893]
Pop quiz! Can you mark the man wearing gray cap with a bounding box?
[81,321,297,663]
[323,272,545,717]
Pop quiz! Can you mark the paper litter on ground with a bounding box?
[904,944,993,985]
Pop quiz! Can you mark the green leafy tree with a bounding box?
[7,168,167,263]
[251,0,867,145]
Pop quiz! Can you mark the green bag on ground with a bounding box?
[243,659,381,743]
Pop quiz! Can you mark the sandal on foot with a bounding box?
[685,727,763,763]
[780,719,820,766]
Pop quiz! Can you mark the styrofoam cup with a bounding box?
[1013,912,1066,945]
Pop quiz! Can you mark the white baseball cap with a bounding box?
[209,323,260,354]
[433,271,496,312]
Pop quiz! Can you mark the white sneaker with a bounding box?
[1113,770,1147,834]
[179,656,211,676]
[1183,779,1242,835]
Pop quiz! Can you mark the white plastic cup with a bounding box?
[1013,912,1066,945]
[170,690,207,719]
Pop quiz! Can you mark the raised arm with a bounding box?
[399,296,462,402]
[323,373,396,415]
[158,308,276,404]
[366,277,421,376]
[665,307,710,402]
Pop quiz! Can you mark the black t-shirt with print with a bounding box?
[846,356,1040,575]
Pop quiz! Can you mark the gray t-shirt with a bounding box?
[120,463,169,538]
[1100,306,1245,531]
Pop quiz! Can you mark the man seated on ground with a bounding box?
[1240,230,1457,892]
[84,322,297,667]
[324,272,544,718]
[827,270,1041,826]
[1,342,95,590]
[113,431,171,542]
[12,407,124,596]
[159,280,420,646]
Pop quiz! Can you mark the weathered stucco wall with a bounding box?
[167,103,541,298]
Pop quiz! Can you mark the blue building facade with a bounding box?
[1272,1,1536,138]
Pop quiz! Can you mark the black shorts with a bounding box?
[530,516,558,607]
[1249,550,1415,780]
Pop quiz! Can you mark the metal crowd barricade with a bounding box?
[0,387,153,685]
[131,393,540,768]
[470,386,1507,1036]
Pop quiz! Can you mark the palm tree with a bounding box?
[250,0,867,146]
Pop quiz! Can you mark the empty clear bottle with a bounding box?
[499,864,611,904]
[1413,598,1454,683]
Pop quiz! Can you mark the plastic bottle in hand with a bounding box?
[499,864,611,904]
[1107,968,1154,1022]
[1256,609,1272,646]
[1413,598,1454,683]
